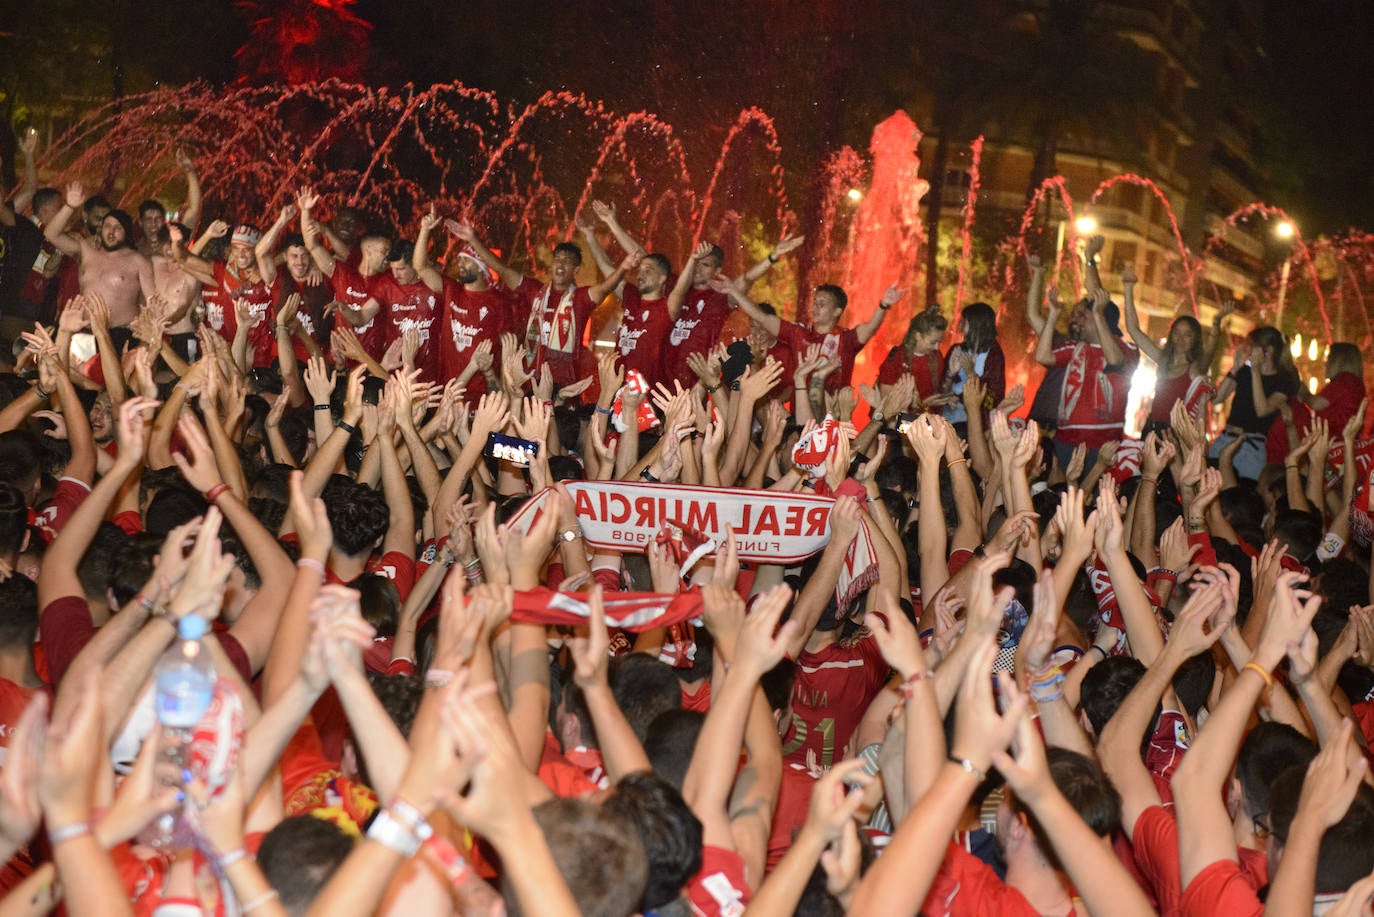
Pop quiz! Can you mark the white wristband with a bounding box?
[1317,531,1345,562]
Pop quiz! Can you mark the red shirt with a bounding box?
[664,286,731,389]
[687,844,751,917]
[35,477,90,543]
[782,630,888,769]
[1145,710,1191,804]
[1133,805,1267,917]
[275,270,334,361]
[513,276,596,387]
[438,281,511,395]
[0,679,36,755]
[210,262,276,366]
[1051,338,1139,448]
[923,841,1063,917]
[372,275,441,381]
[776,322,863,391]
[1177,858,1262,917]
[617,288,674,390]
[328,260,386,359]
[877,345,944,401]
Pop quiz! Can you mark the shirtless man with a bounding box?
[156,223,216,359]
[135,149,203,258]
[43,183,155,336]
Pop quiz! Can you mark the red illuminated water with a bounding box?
[23,80,1371,396]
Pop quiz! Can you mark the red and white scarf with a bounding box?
[528,284,579,353]
[507,482,879,613]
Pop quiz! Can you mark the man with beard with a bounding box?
[193,221,276,367]
[298,190,390,363]
[413,208,511,400]
[42,183,155,339]
[451,223,632,389]
[347,240,442,381]
[133,149,202,258]
[578,216,670,389]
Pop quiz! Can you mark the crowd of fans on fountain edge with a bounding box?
[0,139,1372,917]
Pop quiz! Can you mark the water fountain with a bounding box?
[20,80,1373,397]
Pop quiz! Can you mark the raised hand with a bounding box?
[879,283,907,308]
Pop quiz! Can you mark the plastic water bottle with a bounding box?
[141,614,216,849]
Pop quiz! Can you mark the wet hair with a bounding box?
[644,709,705,791]
[137,199,166,218]
[1219,487,1266,547]
[82,195,112,222]
[552,241,583,266]
[102,210,137,249]
[77,522,129,600]
[1235,721,1316,821]
[610,654,682,742]
[605,772,703,910]
[700,244,725,269]
[257,816,354,915]
[0,576,38,651]
[513,798,647,917]
[1079,656,1147,737]
[386,240,416,264]
[643,253,671,277]
[281,232,306,251]
[814,283,848,312]
[959,301,998,354]
[1171,651,1215,719]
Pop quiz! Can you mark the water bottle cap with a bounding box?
[177,615,208,640]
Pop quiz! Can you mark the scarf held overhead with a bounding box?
[506,481,879,614]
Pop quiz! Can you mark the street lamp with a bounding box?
[1075,216,1098,235]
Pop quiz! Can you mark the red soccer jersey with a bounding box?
[35,476,91,543]
[1051,338,1139,448]
[617,288,674,390]
[328,260,386,359]
[372,275,441,380]
[513,276,596,387]
[782,630,888,769]
[776,322,863,391]
[923,841,1061,917]
[664,286,732,388]
[275,271,334,361]
[439,281,511,394]
[877,345,944,401]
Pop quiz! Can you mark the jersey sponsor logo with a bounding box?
[450,318,480,351]
[670,317,700,346]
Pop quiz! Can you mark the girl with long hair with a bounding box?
[1211,324,1301,479]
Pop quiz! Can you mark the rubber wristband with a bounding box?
[899,669,934,698]
[947,457,968,468]
[241,890,280,913]
[296,557,325,576]
[1243,661,1274,688]
[203,483,230,504]
[48,822,90,846]
[337,420,357,435]
[594,405,613,416]
[314,403,332,412]
[217,848,248,870]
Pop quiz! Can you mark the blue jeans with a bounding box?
[1209,431,1267,482]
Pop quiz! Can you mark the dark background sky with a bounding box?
[3,0,1373,236]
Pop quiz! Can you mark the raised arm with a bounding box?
[1089,288,1125,369]
[413,205,444,293]
[587,247,640,304]
[43,183,86,256]
[174,148,203,229]
[855,283,904,345]
[1083,234,1104,295]
[1120,264,1163,364]
[254,203,297,287]
[721,278,781,337]
[737,234,804,289]
[783,498,862,659]
[447,221,522,291]
[1035,288,1061,367]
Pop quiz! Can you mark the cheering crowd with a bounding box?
[0,134,1372,917]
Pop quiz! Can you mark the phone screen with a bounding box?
[485,432,539,467]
